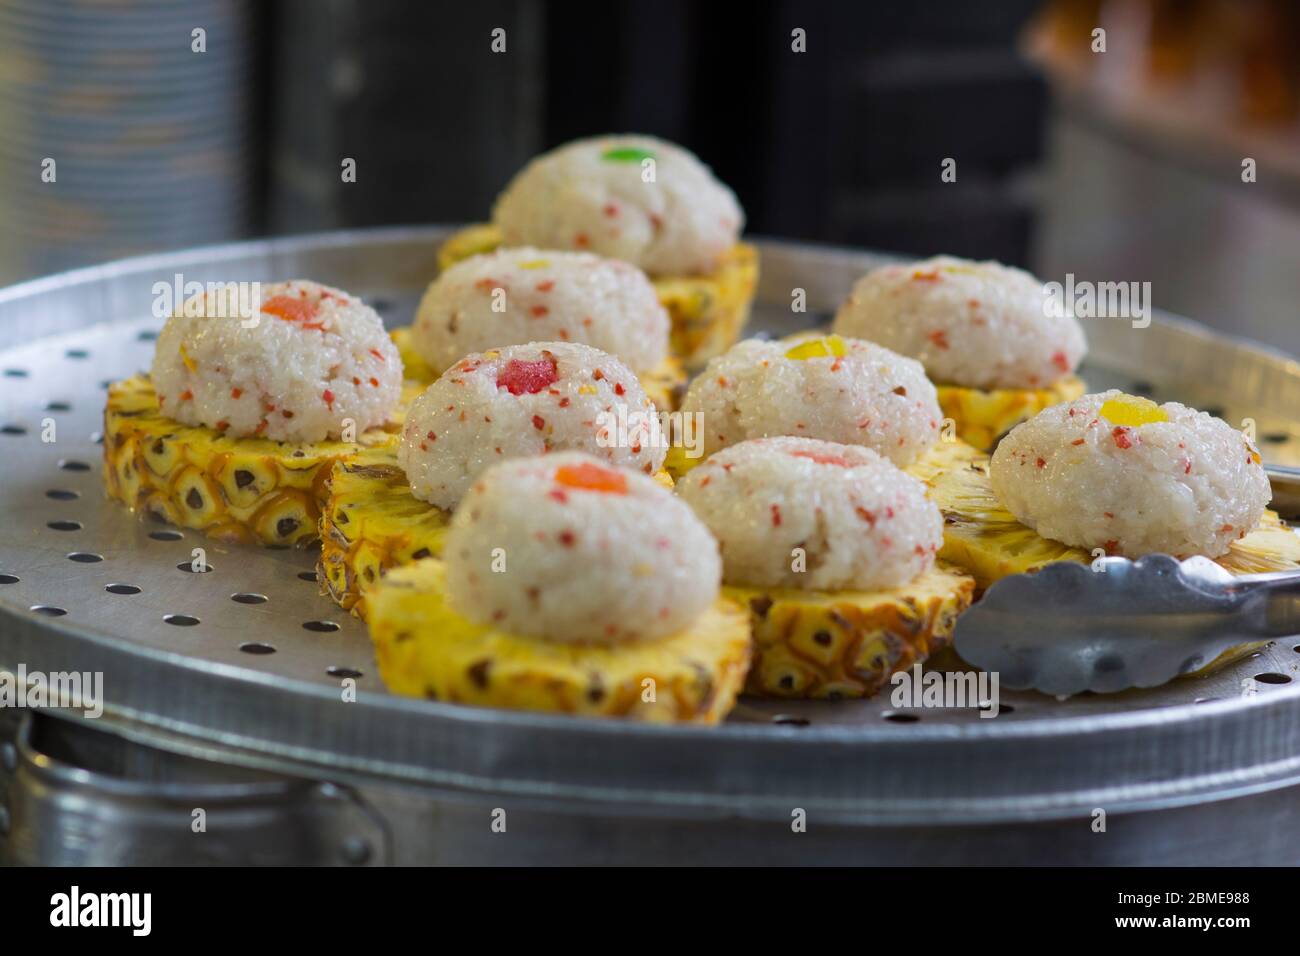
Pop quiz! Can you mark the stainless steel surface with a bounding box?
[2,227,1300,864]
[956,556,1300,696]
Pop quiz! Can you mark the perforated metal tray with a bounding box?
[2,227,1299,830]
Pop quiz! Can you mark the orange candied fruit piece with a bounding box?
[554,461,628,495]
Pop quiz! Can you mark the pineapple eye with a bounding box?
[1099,395,1168,427]
[785,335,847,361]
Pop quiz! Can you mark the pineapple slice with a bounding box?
[389,326,688,411]
[935,375,1086,451]
[436,223,759,367]
[907,439,1300,591]
[731,562,976,700]
[318,442,451,618]
[103,376,400,547]
[367,558,752,723]
[318,443,675,618]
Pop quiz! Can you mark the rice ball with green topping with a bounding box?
[832,255,1086,390]
[677,436,943,591]
[680,334,941,466]
[151,279,401,443]
[990,391,1269,557]
[398,341,665,509]
[444,453,721,644]
[411,247,669,375]
[492,134,743,276]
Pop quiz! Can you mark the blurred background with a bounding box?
[0,0,1294,354]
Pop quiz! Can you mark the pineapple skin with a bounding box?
[936,374,1086,451]
[390,326,688,412]
[436,223,759,368]
[318,443,450,618]
[103,376,397,547]
[730,562,976,699]
[368,559,753,723]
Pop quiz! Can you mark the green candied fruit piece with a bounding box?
[601,146,656,163]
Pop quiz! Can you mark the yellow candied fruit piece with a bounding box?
[179,343,196,372]
[1099,395,1168,427]
[518,259,550,270]
[940,263,981,275]
[577,384,598,395]
[784,334,846,361]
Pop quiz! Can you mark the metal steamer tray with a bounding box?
[2,227,1300,865]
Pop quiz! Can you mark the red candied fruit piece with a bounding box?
[555,461,628,495]
[261,295,321,326]
[496,357,559,395]
[790,450,855,467]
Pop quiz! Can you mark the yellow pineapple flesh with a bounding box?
[103,376,400,547]
[730,562,975,700]
[389,326,687,411]
[436,223,759,367]
[935,374,1086,451]
[367,558,752,723]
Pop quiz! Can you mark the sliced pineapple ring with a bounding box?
[389,326,688,412]
[367,558,752,723]
[907,439,1300,591]
[103,376,399,547]
[936,374,1086,451]
[436,223,759,368]
[729,561,975,700]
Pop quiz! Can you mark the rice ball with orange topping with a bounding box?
[677,437,943,591]
[411,247,669,375]
[492,135,743,276]
[680,335,941,466]
[990,391,1269,557]
[832,256,1086,390]
[398,341,665,509]
[444,453,720,644]
[151,280,401,443]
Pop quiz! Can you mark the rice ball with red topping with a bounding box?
[680,335,941,466]
[151,280,402,443]
[398,341,665,509]
[444,453,720,644]
[492,135,743,276]
[411,247,669,375]
[677,437,943,591]
[832,256,1086,390]
[990,391,1270,558]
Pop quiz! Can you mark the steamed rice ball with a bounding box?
[677,437,943,591]
[444,453,721,644]
[989,391,1270,558]
[492,134,744,276]
[832,255,1086,390]
[680,335,941,466]
[398,341,665,509]
[151,279,402,443]
[411,247,669,375]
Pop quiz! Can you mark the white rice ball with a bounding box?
[990,390,1270,558]
[411,247,669,375]
[151,280,402,443]
[680,336,941,466]
[676,436,942,591]
[398,341,666,509]
[832,255,1087,390]
[444,452,721,644]
[492,134,744,276]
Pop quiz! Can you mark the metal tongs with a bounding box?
[953,555,1300,696]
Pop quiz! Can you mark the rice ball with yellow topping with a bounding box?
[990,391,1270,558]
[151,280,402,443]
[491,135,743,277]
[680,334,941,466]
[443,453,720,644]
[398,341,664,509]
[832,255,1086,390]
[411,247,669,375]
[677,436,943,591]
